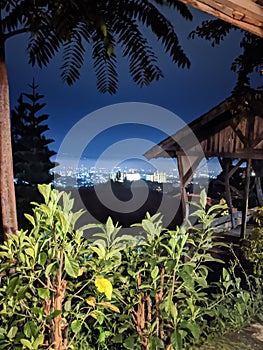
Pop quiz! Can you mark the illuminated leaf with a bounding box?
[86,296,96,307]
[100,302,120,313]
[95,278,113,300]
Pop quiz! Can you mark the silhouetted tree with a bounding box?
[189,20,263,90]
[11,81,56,228]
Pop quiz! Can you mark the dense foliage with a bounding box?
[189,20,263,90]
[242,207,263,276]
[1,0,192,94]
[0,186,262,349]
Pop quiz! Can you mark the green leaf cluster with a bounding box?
[0,185,121,349]
[0,186,261,349]
[242,207,263,276]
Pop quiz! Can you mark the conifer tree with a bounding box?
[11,81,56,227]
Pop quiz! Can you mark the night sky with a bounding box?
[6,6,262,170]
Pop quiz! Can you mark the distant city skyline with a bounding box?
[54,155,222,189]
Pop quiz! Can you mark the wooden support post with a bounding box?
[223,159,236,229]
[178,155,187,221]
[255,176,263,206]
[241,158,252,239]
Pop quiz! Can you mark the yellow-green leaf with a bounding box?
[95,278,113,300]
[86,296,96,307]
[100,302,120,313]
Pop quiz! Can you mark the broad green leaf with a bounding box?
[7,326,18,339]
[0,328,6,336]
[33,334,44,348]
[71,320,81,333]
[149,336,165,349]
[24,321,33,338]
[200,189,207,209]
[20,339,32,349]
[170,330,183,350]
[25,248,35,259]
[0,251,11,258]
[24,214,35,227]
[57,212,68,233]
[90,244,106,260]
[38,184,51,204]
[38,252,47,266]
[151,266,159,280]
[124,336,136,349]
[98,330,110,344]
[64,300,72,312]
[37,288,50,299]
[7,277,20,295]
[32,307,43,316]
[106,217,115,236]
[181,321,200,339]
[64,253,79,278]
[45,261,58,277]
[142,219,155,234]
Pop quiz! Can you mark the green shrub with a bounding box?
[0,185,120,349]
[83,190,259,349]
[0,186,261,350]
[242,207,263,276]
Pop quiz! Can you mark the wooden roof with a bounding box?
[178,0,263,37]
[144,90,263,160]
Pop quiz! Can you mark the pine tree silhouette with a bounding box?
[11,80,56,228]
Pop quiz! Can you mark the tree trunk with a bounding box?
[0,45,18,238]
[53,280,67,350]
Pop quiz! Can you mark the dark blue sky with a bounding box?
[6,6,262,167]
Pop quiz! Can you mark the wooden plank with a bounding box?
[178,0,263,37]
[219,0,263,22]
[176,150,263,159]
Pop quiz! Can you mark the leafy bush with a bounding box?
[0,186,261,349]
[242,207,263,275]
[87,191,256,350]
[0,185,120,349]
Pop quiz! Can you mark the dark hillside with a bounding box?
[65,181,183,231]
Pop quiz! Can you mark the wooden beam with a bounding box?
[251,131,263,148]
[228,159,245,178]
[229,121,249,147]
[176,150,263,159]
[178,155,188,220]
[182,156,203,186]
[223,159,236,228]
[178,0,263,38]
[241,158,252,239]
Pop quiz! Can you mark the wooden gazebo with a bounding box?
[144,90,263,237]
